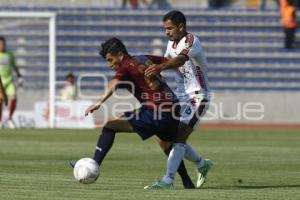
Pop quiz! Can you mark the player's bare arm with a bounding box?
[144,54,187,77]
[0,77,8,106]
[85,78,120,116]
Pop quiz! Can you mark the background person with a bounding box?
[60,72,77,101]
[0,36,22,128]
[280,0,297,49]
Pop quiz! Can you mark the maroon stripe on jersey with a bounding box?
[172,41,178,49]
[195,65,206,89]
[180,33,194,55]
[188,99,208,128]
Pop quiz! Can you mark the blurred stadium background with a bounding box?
[1,1,300,199]
[1,0,300,128]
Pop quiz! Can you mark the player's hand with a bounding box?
[144,64,162,77]
[0,92,8,106]
[84,103,101,116]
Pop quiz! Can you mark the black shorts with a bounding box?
[124,106,179,142]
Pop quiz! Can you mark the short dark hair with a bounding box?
[65,72,75,79]
[163,10,186,26]
[99,37,128,58]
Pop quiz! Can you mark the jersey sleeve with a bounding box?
[164,41,172,58]
[179,34,202,59]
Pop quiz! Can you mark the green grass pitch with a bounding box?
[0,128,300,200]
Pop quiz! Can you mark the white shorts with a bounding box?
[179,95,210,129]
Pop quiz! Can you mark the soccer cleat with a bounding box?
[144,180,174,189]
[7,120,15,129]
[196,159,213,188]
[69,160,77,168]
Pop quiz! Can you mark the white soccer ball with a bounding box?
[73,158,99,184]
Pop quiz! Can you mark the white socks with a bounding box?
[162,143,205,184]
[162,143,186,184]
[184,144,205,169]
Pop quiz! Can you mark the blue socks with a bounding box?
[93,127,116,165]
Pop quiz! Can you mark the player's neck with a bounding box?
[175,31,188,43]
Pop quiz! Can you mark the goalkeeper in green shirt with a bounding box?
[0,36,22,128]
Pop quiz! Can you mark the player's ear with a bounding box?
[178,23,185,32]
[118,52,124,60]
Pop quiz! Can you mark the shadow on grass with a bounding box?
[237,185,300,189]
[203,184,300,190]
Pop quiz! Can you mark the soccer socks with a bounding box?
[93,127,116,166]
[162,143,187,184]
[8,98,17,120]
[185,144,205,168]
[164,144,195,188]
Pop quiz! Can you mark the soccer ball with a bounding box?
[73,158,99,184]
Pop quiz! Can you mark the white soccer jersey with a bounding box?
[164,33,210,100]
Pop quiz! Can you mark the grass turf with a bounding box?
[0,128,300,200]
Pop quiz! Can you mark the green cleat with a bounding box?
[144,180,174,189]
[196,159,213,188]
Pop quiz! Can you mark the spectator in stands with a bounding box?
[148,0,171,9]
[60,72,76,101]
[209,0,232,8]
[0,36,22,128]
[260,0,279,10]
[280,0,297,49]
[122,0,149,9]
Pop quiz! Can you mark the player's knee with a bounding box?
[103,121,117,132]
[157,140,171,155]
[176,123,192,141]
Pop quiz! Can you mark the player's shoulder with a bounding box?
[122,56,137,67]
[184,33,201,45]
[133,55,148,62]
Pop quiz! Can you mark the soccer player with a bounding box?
[0,77,8,107]
[144,10,213,189]
[0,36,22,128]
[72,37,196,188]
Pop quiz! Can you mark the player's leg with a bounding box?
[0,102,2,127]
[159,123,191,186]
[145,97,212,189]
[70,111,138,168]
[6,83,16,128]
[8,95,17,120]
[157,138,195,189]
[0,81,6,127]
[93,114,134,166]
[178,97,213,188]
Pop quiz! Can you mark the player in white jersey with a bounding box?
[144,10,213,189]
